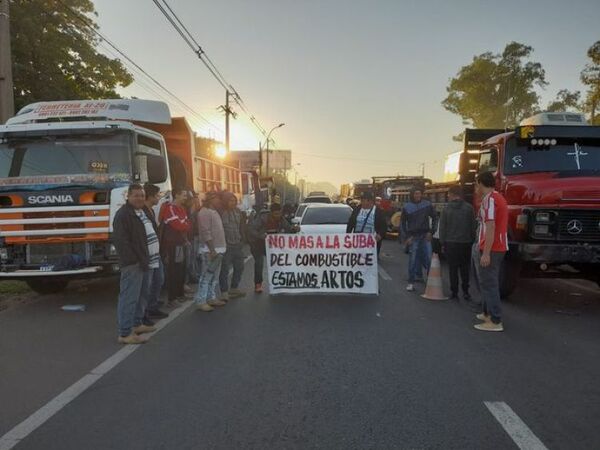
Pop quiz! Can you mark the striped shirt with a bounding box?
[136,209,160,269]
[478,191,508,252]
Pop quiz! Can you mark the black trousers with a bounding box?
[445,242,471,296]
[250,245,264,285]
[165,246,186,302]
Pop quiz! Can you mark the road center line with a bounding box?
[484,401,548,450]
[0,257,252,450]
[378,266,392,281]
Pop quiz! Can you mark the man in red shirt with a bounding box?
[474,171,508,332]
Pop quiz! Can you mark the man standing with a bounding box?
[112,184,159,344]
[346,192,387,256]
[248,203,291,293]
[401,187,437,292]
[219,192,247,302]
[473,171,508,332]
[439,186,476,301]
[195,192,226,312]
[142,184,168,320]
[159,187,191,307]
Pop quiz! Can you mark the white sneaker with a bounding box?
[406,284,415,292]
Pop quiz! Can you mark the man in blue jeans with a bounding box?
[113,184,160,344]
[401,187,438,292]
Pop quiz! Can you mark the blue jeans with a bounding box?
[117,263,148,337]
[408,236,432,282]
[194,253,223,304]
[219,243,245,292]
[474,250,504,323]
[144,261,164,313]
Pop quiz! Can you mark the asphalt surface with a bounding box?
[1,241,599,449]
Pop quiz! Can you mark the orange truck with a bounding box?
[0,99,254,294]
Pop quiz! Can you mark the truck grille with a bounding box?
[557,210,600,242]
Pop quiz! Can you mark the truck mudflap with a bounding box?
[518,242,600,264]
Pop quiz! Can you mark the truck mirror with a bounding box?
[147,154,167,184]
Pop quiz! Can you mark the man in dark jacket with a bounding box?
[401,187,438,292]
[113,184,160,345]
[439,185,476,300]
[247,203,292,293]
[346,191,387,256]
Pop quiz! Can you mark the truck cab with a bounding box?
[478,112,600,294]
[0,100,171,293]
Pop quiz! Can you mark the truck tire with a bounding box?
[499,258,519,300]
[26,279,69,295]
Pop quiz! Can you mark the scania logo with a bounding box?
[27,194,75,205]
[566,219,583,235]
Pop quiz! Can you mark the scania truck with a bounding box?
[0,99,251,294]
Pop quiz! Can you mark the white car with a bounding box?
[291,203,309,226]
[298,203,353,234]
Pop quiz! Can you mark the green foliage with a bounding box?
[546,89,581,112]
[10,0,133,111]
[581,41,600,125]
[442,42,547,129]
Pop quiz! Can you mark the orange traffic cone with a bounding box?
[421,253,448,301]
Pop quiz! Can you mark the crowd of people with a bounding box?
[112,170,508,344]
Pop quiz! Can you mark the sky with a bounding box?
[93,0,600,188]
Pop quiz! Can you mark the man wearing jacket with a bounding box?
[159,187,191,307]
[401,187,438,292]
[346,191,387,256]
[219,192,247,301]
[112,184,160,344]
[439,186,476,301]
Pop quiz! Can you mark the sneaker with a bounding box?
[474,321,504,332]
[208,299,226,307]
[255,283,263,293]
[118,334,147,345]
[147,309,169,319]
[219,292,230,302]
[142,317,155,327]
[229,288,247,299]
[450,293,459,300]
[196,303,214,312]
[184,284,194,294]
[406,284,415,292]
[133,324,156,335]
[476,313,490,322]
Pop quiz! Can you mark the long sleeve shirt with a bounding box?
[197,207,226,253]
[401,200,438,238]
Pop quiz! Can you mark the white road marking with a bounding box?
[0,257,252,450]
[484,401,548,450]
[378,266,392,281]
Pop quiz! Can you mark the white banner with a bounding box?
[266,233,379,295]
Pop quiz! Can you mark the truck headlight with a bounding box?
[534,224,550,235]
[536,212,551,222]
[516,214,528,231]
[108,244,117,256]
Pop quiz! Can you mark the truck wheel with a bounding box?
[26,279,69,295]
[499,259,519,300]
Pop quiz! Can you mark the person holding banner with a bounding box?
[248,204,292,293]
[346,191,387,256]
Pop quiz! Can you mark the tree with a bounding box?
[442,42,547,129]
[581,41,600,125]
[10,0,133,111]
[546,89,581,112]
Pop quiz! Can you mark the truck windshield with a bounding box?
[0,131,132,182]
[504,137,600,175]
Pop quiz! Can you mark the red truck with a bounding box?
[425,112,600,298]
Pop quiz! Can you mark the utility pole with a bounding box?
[218,90,236,154]
[0,0,15,124]
[420,163,425,178]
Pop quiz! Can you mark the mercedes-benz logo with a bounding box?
[567,219,583,235]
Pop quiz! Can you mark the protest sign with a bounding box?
[266,233,378,295]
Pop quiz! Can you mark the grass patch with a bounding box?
[0,280,31,295]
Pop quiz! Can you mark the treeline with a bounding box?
[442,41,600,133]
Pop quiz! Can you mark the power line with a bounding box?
[292,150,442,166]
[152,0,272,140]
[55,0,224,137]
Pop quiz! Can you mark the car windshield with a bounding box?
[301,207,351,225]
[504,137,600,175]
[0,131,133,182]
[304,196,331,204]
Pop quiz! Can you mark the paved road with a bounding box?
[1,241,599,449]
